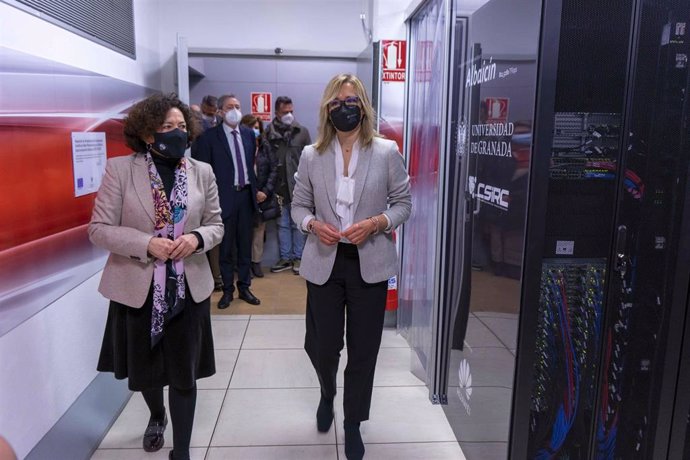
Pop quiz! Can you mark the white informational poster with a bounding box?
[71,132,107,197]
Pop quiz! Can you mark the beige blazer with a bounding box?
[291,137,412,285]
[89,154,224,308]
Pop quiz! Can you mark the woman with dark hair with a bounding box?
[241,113,279,278]
[89,93,224,460]
[291,74,412,459]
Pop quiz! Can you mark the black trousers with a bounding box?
[305,243,388,423]
[220,188,254,292]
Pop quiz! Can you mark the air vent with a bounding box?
[4,0,136,58]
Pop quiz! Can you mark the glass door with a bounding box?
[443,0,544,457]
[398,0,451,398]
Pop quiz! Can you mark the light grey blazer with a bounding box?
[88,154,224,308]
[291,137,412,285]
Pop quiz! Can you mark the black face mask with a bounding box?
[151,129,188,159]
[329,105,362,132]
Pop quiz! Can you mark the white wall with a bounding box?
[0,0,163,88]
[0,274,109,459]
[374,0,408,41]
[0,0,409,93]
[157,0,374,92]
[0,2,162,457]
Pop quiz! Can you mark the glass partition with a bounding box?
[398,0,449,391]
[442,0,543,457]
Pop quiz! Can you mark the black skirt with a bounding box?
[97,285,215,391]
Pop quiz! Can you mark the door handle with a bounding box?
[614,225,628,275]
[463,191,478,218]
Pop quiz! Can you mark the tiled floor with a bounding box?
[92,315,465,459]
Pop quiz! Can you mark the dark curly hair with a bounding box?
[123,93,201,152]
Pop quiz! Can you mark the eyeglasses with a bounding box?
[327,96,360,112]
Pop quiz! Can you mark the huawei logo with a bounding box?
[457,359,473,415]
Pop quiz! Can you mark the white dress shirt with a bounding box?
[222,123,250,187]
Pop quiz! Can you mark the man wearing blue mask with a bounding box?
[192,94,261,308]
[265,96,312,275]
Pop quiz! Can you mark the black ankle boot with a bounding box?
[316,396,334,432]
[169,449,190,460]
[344,420,365,460]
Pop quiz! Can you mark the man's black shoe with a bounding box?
[251,262,264,278]
[238,288,261,305]
[218,292,233,309]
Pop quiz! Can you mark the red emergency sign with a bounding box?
[485,97,509,123]
[382,40,406,82]
[251,92,272,122]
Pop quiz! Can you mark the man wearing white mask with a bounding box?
[265,96,312,274]
[192,94,261,308]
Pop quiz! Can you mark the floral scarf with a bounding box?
[146,153,188,348]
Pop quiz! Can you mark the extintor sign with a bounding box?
[382,40,406,82]
[251,92,272,121]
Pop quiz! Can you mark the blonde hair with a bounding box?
[314,73,378,153]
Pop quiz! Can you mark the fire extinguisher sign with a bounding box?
[251,92,272,121]
[382,40,406,82]
[484,97,509,123]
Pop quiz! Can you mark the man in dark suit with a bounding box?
[192,94,261,307]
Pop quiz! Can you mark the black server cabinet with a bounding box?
[510,0,690,458]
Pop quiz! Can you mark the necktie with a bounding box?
[232,131,246,187]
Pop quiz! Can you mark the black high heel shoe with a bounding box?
[142,413,167,452]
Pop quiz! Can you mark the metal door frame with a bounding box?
[401,0,456,403]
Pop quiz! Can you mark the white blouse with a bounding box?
[334,139,359,235]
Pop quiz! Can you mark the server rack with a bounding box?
[510,0,690,458]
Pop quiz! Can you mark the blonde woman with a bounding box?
[291,74,412,460]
